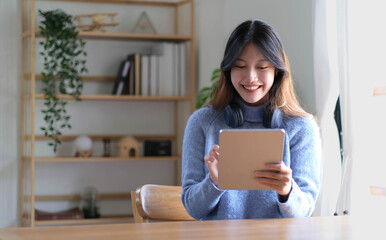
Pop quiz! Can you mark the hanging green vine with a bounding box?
[38,9,88,152]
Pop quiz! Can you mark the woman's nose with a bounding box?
[248,68,258,82]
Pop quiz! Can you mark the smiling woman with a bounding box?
[230,43,275,106]
[181,20,321,220]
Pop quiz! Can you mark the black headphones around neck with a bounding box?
[224,101,274,128]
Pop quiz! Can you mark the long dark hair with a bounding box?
[212,20,311,118]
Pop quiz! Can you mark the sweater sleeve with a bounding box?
[278,117,321,217]
[181,109,225,220]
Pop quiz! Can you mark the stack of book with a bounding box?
[112,42,188,96]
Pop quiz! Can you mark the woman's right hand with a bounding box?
[204,144,220,186]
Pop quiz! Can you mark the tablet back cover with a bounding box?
[218,129,285,190]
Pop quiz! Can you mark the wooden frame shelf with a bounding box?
[32,94,191,101]
[36,0,188,7]
[22,30,193,42]
[31,134,176,141]
[34,215,133,226]
[75,32,192,42]
[21,0,195,227]
[30,156,181,162]
[34,74,115,82]
[35,193,131,201]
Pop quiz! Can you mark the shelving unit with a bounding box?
[20,0,195,227]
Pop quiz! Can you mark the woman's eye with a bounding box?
[258,66,268,70]
[234,65,245,69]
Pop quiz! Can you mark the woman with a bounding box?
[181,20,321,220]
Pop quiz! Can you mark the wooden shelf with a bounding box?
[36,0,190,7]
[34,215,133,226]
[29,156,181,162]
[33,94,191,101]
[34,74,115,82]
[31,134,176,141]
[23,30,192,42]
[35,193,131,202]
[78,31,192,42]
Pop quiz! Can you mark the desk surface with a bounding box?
[0,216,383,240]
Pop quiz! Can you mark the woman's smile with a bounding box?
[242,84,262,91]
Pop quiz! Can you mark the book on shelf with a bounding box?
[151,42,188,96]
[112,43,188,97]
[153,42,174,96]
[149,54,159,96]
[141,55,150,96]
[135,54,141,95]
[172,43,178,96]
[179,42,187,96]
[127,53,141,96]
[112,60,130,95]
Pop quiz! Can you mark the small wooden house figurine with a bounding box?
[117,136,139,158]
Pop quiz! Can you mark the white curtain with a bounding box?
[314,0,386,217]
[312,0,342,216]
[343,0,386,217]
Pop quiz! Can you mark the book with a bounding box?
[135,53,141,96]
[179,43,187,96]
[112,60,130,95]
[152,42,174,96]
[149,54,158,96]
[155,55,160,96]
[127,54,134,95]
[127,53,141,95]
[173,43,179,96]
[141,55,149,96]
[185,41,191,96]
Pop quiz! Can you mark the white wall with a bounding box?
[0,0,21,228]
[195,0,315,114]
[0,0,315,227]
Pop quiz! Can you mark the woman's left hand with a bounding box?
[254,162,293,197]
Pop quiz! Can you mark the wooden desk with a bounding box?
[0,216,383,240]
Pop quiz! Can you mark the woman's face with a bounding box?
[230,43,275,106]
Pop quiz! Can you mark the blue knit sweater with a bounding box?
[181,102,321,220]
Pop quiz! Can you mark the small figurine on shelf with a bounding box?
[132,12,157,34]
[82,186,100,219]
[117,136,140,158]
[74,135,93,157]
[75,13,119,32]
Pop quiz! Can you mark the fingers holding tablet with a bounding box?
[254,162,293,196]
[205,144,220,186]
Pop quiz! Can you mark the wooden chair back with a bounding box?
[131,184,195,223]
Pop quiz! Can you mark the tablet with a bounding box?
[218,129,285,190]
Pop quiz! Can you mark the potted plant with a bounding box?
[38,9,88,152]
[195,68,220,109]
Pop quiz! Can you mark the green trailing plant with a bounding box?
[38,9,88,152]
[196,68,220,109]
